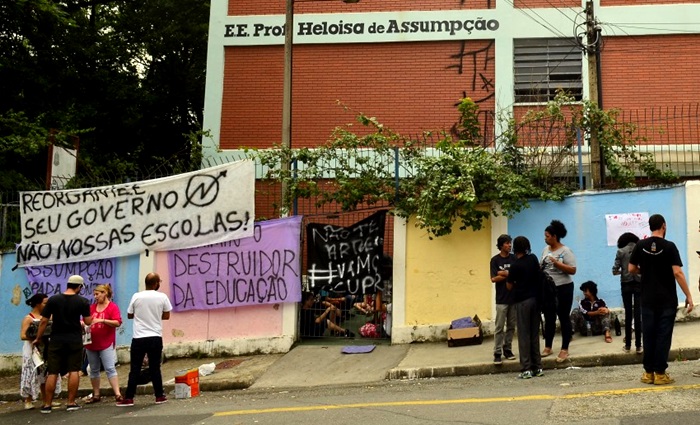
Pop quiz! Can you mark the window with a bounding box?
[514,38,582,103]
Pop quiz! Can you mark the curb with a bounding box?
[0,379,255,403]
[386,347,700,381]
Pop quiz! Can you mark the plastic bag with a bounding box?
[199,362,216,377]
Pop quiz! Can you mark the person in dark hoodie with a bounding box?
[506,236,543,379]
[613,232,642,354]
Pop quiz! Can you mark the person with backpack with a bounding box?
[613,232,643,354]
[506,236,543,379]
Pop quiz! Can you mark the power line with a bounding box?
[600,23,700,34]
[541,0,579,24]
[502,0,571,40]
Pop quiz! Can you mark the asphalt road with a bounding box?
[3,361,700,424]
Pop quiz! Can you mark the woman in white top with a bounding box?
[540,220,577,363]
[19,294,48,410]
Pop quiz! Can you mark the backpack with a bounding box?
[359,322,381,338]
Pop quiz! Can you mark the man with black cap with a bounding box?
[490,234,517,365]
[33,275,92,413]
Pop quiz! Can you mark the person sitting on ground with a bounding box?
[300,291,355,338]
[570,281,613,343]
[354,294,376,316]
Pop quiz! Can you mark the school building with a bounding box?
[200,0,700,343]
[204,0,700,165]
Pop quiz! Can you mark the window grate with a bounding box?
[514,38,583,103]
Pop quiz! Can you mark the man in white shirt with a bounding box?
[117,273,172,406]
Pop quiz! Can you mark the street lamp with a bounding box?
[281,0,360,215]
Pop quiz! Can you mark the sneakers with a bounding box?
[116,398,135,407]
[623,345,631,353]
[344,329,355,338]
[534,368,544,377]
[503,350,516,360]
[518,371,533,379]
[66,404,81,411]
[155,396,168,405]
[653,372,675,385]
[641,372,654,384]
[692,370,700,378]
[493,354,503,365]
[40,405,52,414]
[636,346,643,354]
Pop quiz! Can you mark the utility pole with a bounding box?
[585,0,602,189]
[280,0,294,216]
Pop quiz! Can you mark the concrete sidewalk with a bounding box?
[3,320,700,404]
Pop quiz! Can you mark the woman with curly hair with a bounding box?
[541,220,577,363]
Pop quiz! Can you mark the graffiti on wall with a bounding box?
[447,40,495,104]
[306,211,386,295]
[458,0,493,8]
[24,258,116,304]
[447,40,495,144]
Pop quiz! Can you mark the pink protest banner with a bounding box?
[168,216,302,311]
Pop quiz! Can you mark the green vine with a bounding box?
[575,100,678,188]
[245,95,674,238]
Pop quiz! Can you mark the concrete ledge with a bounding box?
[386,347,700,381]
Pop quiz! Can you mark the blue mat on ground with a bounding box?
[341,345,376,354]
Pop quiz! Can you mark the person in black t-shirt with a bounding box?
[490,234,516,365]
[506,236,542,379]
[629,214,693,385]
[33,275,92,413]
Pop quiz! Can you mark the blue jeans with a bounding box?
[125,337,164,399]
[641,306,676,373]
[86,346,118,379]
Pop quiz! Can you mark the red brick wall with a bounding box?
[601,34,700,111]
[602,0,700,5]
[220,40,496,149]
[229,0,700,15]
[601,34,700,144]
[229,0,494,16]
[512,105,581,147]
[513,0,580,8]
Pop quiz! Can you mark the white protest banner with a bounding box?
[605,212,650,246]
[17,160,255,267]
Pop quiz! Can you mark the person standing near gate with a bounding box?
[629,214,693,385]
[117,272,172,406]
[490,234,517,365]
